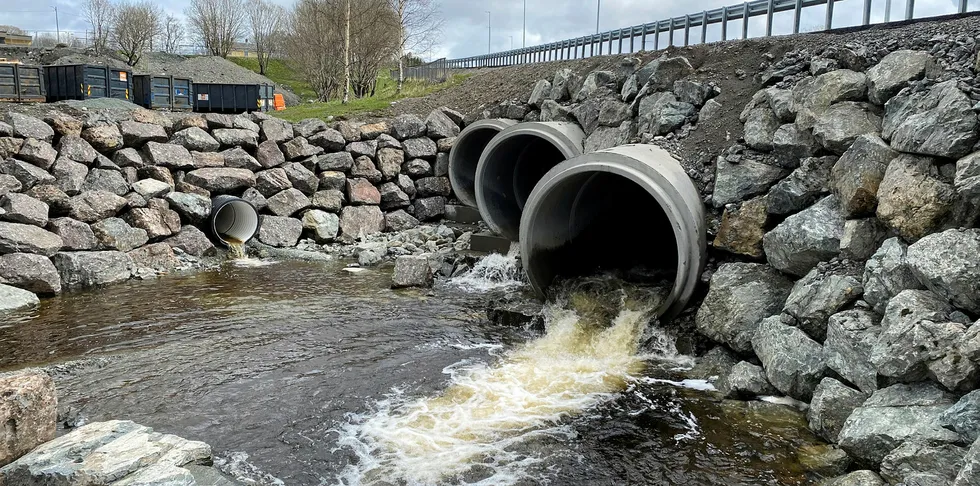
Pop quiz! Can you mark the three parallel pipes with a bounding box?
[449,121,706,319]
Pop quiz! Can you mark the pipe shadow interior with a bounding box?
[450,128,498,205]
[484,134,566,239]
[526,171,679,298]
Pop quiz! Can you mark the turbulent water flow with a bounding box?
[225,238,247,259]
[449,243,524,292]
[336,279,675,485]
[1,260,825,485]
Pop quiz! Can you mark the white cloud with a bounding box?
[0,0,974,58]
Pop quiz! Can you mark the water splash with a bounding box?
[213,451,286,486]
[334,280,678,485]
[450,243,524,292]
[225,237,247,260]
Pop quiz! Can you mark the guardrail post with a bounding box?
[766,0,775,36]
[863,0,872,24]
[960,0,968,13]
[654,22,660,50]
[668,18,675,47]
[826,0,835,29]
[701,11,708,44]
[722,6,728,40]
[905,0,914,20]
[598,34,604,55]
[630,27,635,52]
[794,0,803,33]
[641,24,647,50]
[684,15,691,46]
[885,0,892,22]
[742,2,750,39]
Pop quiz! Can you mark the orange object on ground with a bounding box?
[273,93,286,111]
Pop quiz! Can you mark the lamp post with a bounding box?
[486,11,491,54]
[52,6,59,44]
[523,0,526,47]
[596,0,600,33]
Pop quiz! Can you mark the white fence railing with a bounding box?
[445,0,976,69]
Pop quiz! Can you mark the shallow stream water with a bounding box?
[1,258,825,485]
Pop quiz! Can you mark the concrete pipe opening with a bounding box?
[448,119,517,208]
[520,144,706,320]
[209,195,260,247]
[475,122,586,241]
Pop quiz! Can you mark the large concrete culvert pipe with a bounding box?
[520,144,706,320]
[474,122,586,241]
[448,119,517,208]
[209,195,260,246]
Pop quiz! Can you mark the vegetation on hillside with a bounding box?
[270,71,471,121]
[228,57,318,101]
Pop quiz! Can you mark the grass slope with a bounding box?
[227,57,318,101]
[273,72,471,122]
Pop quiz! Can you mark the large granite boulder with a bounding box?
[906,229,980,315]
[52,251,133,289]
[876,154,955,241]
[695,263,794,353]
[883,80,978,159]
[0,222,63,256]
[752,316,828,401]
[825,309,882,394]
[257,216,302,247]
[0,253,61,294]
[831,134,898,218]
[838,383,960,466]
[763,195,845,276]
[0,371,56,467]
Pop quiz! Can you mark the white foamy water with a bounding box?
[333,292,679,486]
[450,244,524,292]
[213,451,286,486]
[229,257,277,268]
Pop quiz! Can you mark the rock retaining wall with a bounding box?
[0,106,463,306]
[463,26,980,485]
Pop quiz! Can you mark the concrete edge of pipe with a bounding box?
[474,121,586,241]
[519,144,707,320]
[448,118,518,208]
[209,195,260,247]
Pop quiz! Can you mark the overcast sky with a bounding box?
[0,0,973,60]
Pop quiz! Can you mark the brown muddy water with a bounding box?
[0,258,825,485]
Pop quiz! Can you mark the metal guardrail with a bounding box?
[391,58,449,83]
[444,0,974,69]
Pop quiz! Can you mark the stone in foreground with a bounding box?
[391,256,434,288]
[0,283,39,313]
[0,371,56,467]
[0,420,211,485]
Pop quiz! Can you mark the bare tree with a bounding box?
[33,33,60,48]
[83,0,115,55]
[111,1,162,66]
[388,0,443,93]
[158,15,185,54]
[349,0,399,97]
[186,0,246,58]
[287,0,396,102]
[246,0,287,75]
[0,25,26,35]
[341,0,351,104]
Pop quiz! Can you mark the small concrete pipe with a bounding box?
[520,144,706,319]
[448,118,517,208]
[209,195,260,246]
[474,121,586,241]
